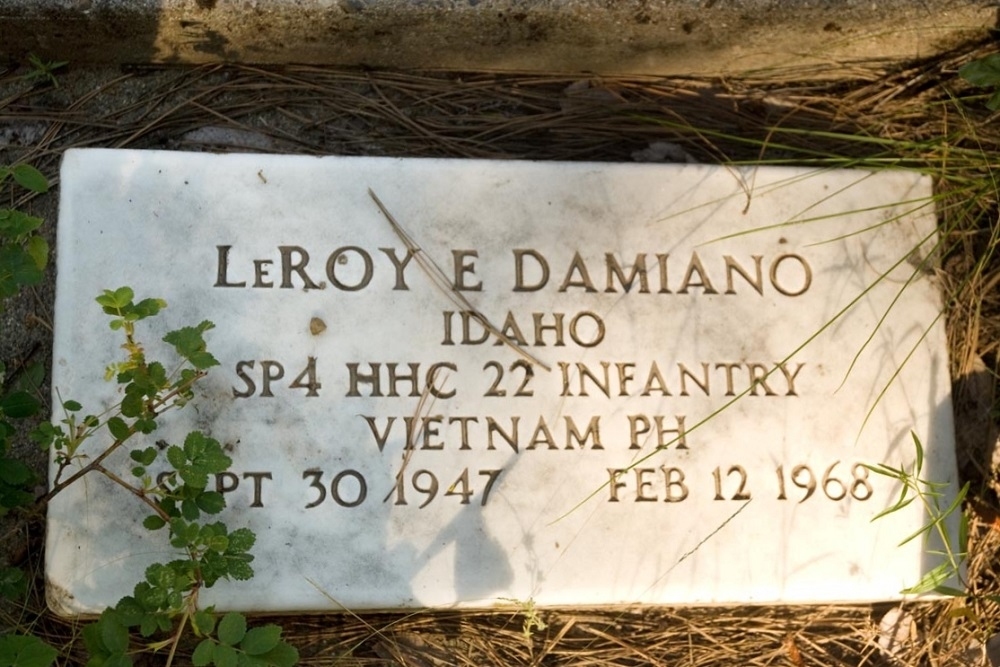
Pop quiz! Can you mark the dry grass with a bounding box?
[2,36,1000,666]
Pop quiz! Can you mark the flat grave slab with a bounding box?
[48,149,959,614]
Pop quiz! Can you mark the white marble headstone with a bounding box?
[48,149,959,614]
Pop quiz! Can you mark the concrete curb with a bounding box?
[0,1,994,75]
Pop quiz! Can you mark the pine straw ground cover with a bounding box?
[2,35,1000,667]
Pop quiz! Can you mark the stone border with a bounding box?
[0,0,993,75]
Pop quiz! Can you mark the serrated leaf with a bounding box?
[960,53,1000,86]
[0,209,42,237]
[114,597,145,626]
[107,417,131,441]
[217,612,247,646]
[214,644,239,667]
[166,445,186,469]
[260,642,299,667]
[100,614,130,654]
[238,654,269,667]
[163,322,217,369]
[181,498,200,521]
[81,623,106,657]
[227,528,255,553]
[0,246,42,291]
[134,418,156,434]
[142,515,166,531]
[119,392,142,418]
[207,535,229,553]
[0,634,59,667]
[192,639,215,666]
[0,391,40,418]
[226,559,254,582]
[104,654,132,667]
[192,610,216,636]
[0,458,33,485]
[11,164,48,193]
[240,626,281,656]
[189,351,220,370]
[128,448,147,463]
[196,491,226,514]
[113,286,134,306]
[132,298,166,319]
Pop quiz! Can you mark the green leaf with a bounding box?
[0,391,40,418]
[142,515,166,531]
[227,528,255,553]
[910,431,923,475]
[137,614,158,637]
[0,210,42,237]
[99,613,130,655]
[11,165,48,193]
[217,612,247,646]
[24,236,47,271]
[14,361,44,395]
[132,298,166,319]
[134,418,156,434]
[259,642,298,667]
[933,585,966,597]
[163,321,218,370]
[0,246,43,290]
[960,53,1000,86]
[192,609,216,636]
[129,447,156,466]
[901,561,955,595]
[119,392,143,419]
[192,639,215,667]
[96,287,134,310]
[181,498,201,521]
[214,644,239,667]
[81,623,106,658]
[166,445,186,470]
[107,417,131,441]
[0,458,34,485]
[196,491,226,515]
[206,535,229,552]
[63,400,82,412]
[113,597,145,626]
[226,559,254,582]
[240,626,281,656]
[0,565,27,599]
[985,88,1000,111]
[0,634,59,667]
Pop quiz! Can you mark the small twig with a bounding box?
[92,463,167,519]
[43,372,205,503]
[367,188,550,371]
[165,601,192,667]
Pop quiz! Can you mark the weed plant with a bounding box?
[1,174,297,666]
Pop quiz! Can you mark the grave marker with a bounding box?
[48,149,958,614]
